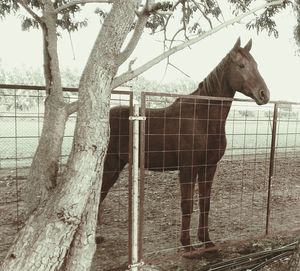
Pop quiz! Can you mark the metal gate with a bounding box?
[134,91,300,268]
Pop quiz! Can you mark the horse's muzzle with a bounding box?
[254,89,270,105]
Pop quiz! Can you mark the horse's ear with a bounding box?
[244,39,252,51]
[232,37,241,51]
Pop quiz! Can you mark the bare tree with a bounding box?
[0,0,288,270]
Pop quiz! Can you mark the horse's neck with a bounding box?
[194,54,234,121]
[197,54,234,99]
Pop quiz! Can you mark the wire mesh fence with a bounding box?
[139,92,300,265]
[0,84,78,170]
[0,85,74,261]
[0,84,133,268]
[0,85,300,270]
[268,103,300,235]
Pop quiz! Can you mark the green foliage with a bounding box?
[55,1,88,33]
[146,14,166,34]
[246,5,283,38]
[0,0,290,41]
[229,0,252,14]
[294,0,300,47]
[21,17,40,30]
[0,0,87,33]
[199,0,221,17]
[0,0,19,18]
[227,0,289,38]
[138,0,287,40]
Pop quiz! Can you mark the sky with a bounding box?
[0,2,300,102]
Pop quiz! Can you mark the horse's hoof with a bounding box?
[204,241,217,247]
[182,245,220,259]
[95,236,105,244]
[203,244,221,255]
[182,249,203,259]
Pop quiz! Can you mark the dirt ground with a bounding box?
[0,153,300,270]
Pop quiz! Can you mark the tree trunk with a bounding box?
[60,174,102,271]
[0,1,136,270]
[24,1,66,215]
[26,96,67,214]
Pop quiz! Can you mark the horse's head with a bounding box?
[227,38,270,105]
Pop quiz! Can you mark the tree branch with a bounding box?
[169,62,191,78]
[66,101,79,116]
[117,1,173,66]
[17,0,43,25]
[54,0,114,14]
[40,0,64,97]
[112,0,285,89]
[116,11,149,66]
[191,0,213,29]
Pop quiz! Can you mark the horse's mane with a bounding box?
[171,50,236,107]
[197,53,231,97]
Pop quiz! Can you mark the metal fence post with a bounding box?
[139,93,146,263]
[266,103,278,235]
[128,104,145,271]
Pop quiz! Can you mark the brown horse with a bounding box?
[99,38,270,257]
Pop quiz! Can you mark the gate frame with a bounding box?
[136,91,300,265]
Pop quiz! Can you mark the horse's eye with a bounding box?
[239,64,245,69]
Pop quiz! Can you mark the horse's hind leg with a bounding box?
[197,164,217,249]
[179,168,197,253]
[98,154,127,224]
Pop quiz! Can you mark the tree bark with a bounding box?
[60,2,137,268]
[60,173,102,271]
[25,0,66,215]
[26,97,68,214]
[0,1,137,270]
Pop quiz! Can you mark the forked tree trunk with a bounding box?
[0,1,136,270]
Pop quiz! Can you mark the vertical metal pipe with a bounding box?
[129,104,141,271]
[128,92,133,265]
[139,93,146,262]
[14,88,20,229]
[266,103,278,235]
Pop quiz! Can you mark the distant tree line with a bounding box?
[0,62,79,111]
[0,61,198,111]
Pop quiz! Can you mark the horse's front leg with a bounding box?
[197,164,217,249]
[179,168,196,253]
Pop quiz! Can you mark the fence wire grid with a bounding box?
[138,92,300,265]
[0,84,132,269]
[0,85,300,271]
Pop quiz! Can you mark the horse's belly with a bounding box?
[144,150,179,171]
[144,134,212,170]
[206,135,227,164]
[143,132,227,169]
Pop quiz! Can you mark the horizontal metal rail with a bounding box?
[142,90,300,105]
[0,83,132,95]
